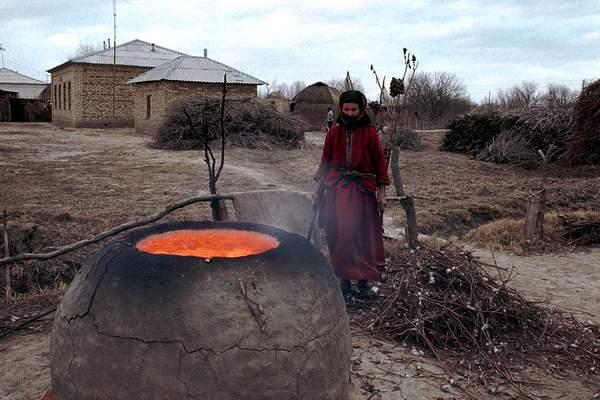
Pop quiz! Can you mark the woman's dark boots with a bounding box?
[357,280,370,299]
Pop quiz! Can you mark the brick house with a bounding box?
[47,39,186,127]
[128,54,265,136]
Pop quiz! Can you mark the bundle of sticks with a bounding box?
[156,96,306,150]
[443,108,572,165]
[349,246,599,380]
[565,79,600,165]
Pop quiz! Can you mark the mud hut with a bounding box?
[290,82,340,131]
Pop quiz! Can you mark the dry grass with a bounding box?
[464,210,600,254]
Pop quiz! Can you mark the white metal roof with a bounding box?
[48,39,187,72]
[0,67,46,85]
[128,56,266,85]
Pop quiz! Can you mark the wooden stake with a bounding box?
[2,209,11,299]
[523,145,557,241]
[391,147,419,249]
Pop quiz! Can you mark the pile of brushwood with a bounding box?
[155,96,306,150]
[442,108,572,165]
[348,246,599,389]
[562,217,600,246]
[564,79,600,164]
[394,128,421,150]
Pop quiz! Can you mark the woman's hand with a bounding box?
[377,186,386,212]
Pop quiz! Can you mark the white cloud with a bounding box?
[1,0,599,101]
[409,17,475,40]
[583,31,600,41]
[46,33,81,49]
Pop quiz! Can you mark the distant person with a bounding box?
[326,107,334,130]
[313,90,389,301]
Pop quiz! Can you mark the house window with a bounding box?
[68,82,71,110]
[146,95,151,119]
[57,85,61,110]
[54,85,57,108]
[63,83,66,110]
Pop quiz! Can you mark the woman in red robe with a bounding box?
[314,90,389,299]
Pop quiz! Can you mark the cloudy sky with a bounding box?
[1,0,599,102]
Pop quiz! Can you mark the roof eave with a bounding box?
[129,79,262,85]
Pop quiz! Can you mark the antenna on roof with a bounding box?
[0,44,6,68]
[112,0,117,130]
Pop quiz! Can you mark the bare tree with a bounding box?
[495,81,540,110]
[327,77,365,93]
[371,48,419,249]
[259,80,306,100]
[73,41,103,57]
[407,71,471,125]
[288,80,307,99]
[540,83,577,109]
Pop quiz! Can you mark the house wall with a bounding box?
[133,81,257,136]
[50,64,78,127]
[51,64,149,128]
[79,64,149,128]
[0,83,47,99]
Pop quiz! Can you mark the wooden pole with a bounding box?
[112,0,117,130]
[2,209,11,299]
[523,145,557,241]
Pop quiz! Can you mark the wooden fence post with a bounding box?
[2,210,11,299]
[523,146,557,241]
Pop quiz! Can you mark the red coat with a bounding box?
[315,124,389,282]
[316,124,390,191]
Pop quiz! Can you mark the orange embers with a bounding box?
[136,229,279,259]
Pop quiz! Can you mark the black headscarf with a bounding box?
[337,90,371,128]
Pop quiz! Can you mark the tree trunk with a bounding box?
[390,147,418,249]
[212,199,230,221]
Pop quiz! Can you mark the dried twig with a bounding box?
[239,277,267,331]
[0,194,234,266]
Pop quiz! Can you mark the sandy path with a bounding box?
[474,248,600,324]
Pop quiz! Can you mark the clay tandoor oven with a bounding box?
[49,221,351,400]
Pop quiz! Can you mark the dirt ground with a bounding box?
[1,123,599,399]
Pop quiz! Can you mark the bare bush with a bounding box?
[394,129,420,150]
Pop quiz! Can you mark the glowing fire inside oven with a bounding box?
[136,229,279,258]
